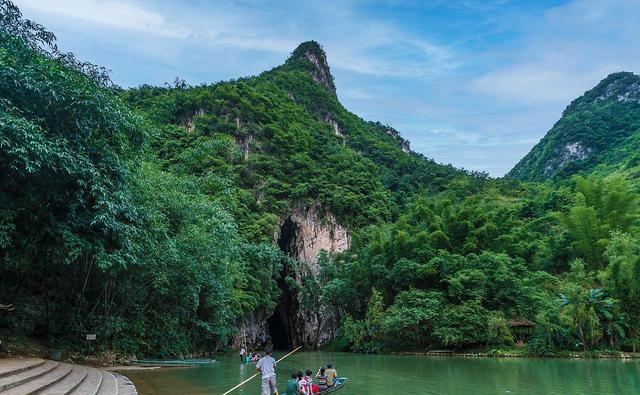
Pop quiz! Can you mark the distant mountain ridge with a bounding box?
[123,40,465,231]
[509,72,640,181]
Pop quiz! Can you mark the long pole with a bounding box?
[221,346,302,395]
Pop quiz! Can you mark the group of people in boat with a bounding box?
[252,348,340,395]
[285,365,338,395]
[239,347,262,363]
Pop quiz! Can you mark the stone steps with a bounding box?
[0,360,59,392]
[96,371,117,395]
[0,359,45,379]
[69,368,102,395]
[41,365,87,394]
[113,375,137,395]
[2,362,72,395]
[0,358,137,395]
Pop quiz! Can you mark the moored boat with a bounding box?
[125,359,219,367]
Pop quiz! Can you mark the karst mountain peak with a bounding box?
[285,40,336,93]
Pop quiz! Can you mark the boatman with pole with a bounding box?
[256,349,278,395]
[221,346,301,395]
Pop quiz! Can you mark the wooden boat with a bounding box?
[319,377,347,393]
[125,358,219,367]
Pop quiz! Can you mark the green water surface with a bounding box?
[121,352,640,395]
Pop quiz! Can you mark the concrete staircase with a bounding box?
[0,358,137,395]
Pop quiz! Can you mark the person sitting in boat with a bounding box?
[253,353,261,362]
[305,369,318,393]
[304,369,313,395]
[325,364,337,387]
[315,367,328,392]
[286,372,300,395]
[297,370,310,395]
[246,352,253,363]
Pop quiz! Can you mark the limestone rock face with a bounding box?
[287,41,336,94]
[303,50,336,93]
[232,310,270,349]
[183,108,204,131]
[324,115,343,138]
[282,204,350,266]
[274,204,350,349]
[233,204,349,350]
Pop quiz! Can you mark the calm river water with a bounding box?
[121,352,640,395]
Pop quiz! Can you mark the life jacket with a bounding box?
[299,378,311,395]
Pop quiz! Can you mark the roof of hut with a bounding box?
[507,318,535,327]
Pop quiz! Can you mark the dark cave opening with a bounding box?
[267,280,293,350]
[267,218,299,350]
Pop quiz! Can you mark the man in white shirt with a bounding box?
[240,346,246,363]
[256,349,278,395]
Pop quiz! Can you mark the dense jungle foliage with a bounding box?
[2,1,640,357]
[321,175,640,354]
[0,2,283,356]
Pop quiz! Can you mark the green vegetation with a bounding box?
[2,0,640,358]
[329,175,640,354]
[0,2,282,356]
[120,45,462,232]
[509,72,640,181]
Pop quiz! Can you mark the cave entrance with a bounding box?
[267,283,293,350]
[267,218,299,350]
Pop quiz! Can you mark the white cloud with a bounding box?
[14,0,189,38]
[471,63,621,105]
[470,0,640,106]
[201,32,296,54]
[15,0,457,77]
[325,20,457,78]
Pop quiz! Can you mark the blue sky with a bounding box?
[14,0,640,176]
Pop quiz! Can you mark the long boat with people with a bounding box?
[223,347,348,395]
[283,363,346,395]
[318,377,347,393]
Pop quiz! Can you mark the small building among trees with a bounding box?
[508,318,535,345]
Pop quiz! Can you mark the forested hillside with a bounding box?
[509,72,640,181]
[2,0,640,358]
[0,2,283,356]
[121,40,465,236]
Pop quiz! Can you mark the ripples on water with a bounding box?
[122,352,640,395]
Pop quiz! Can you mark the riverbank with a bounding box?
[5,332,639,365]
[390,348,640,359]
[0,333,219,368]
[0,333,138,367]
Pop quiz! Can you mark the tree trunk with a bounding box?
[579,326,587,352]
[43,251,50,337]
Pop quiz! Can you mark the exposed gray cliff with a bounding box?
[234,204,350,350]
